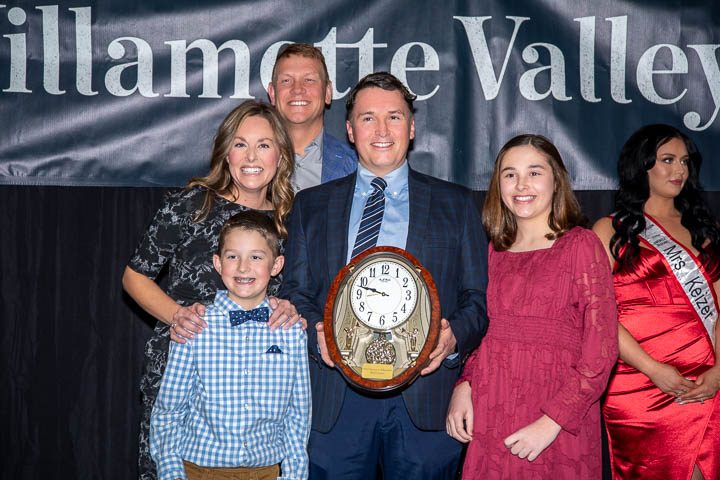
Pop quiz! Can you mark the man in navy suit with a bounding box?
[267,43,357,191]
[281,72,488,479]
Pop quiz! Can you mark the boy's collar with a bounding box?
[212,290,271,315]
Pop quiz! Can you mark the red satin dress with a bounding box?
[603,244,720,480]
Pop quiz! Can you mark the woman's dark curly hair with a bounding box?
[611,124,720,271]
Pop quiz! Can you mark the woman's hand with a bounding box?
[677,365,720,404]
[446,381,474,443]
[503,415,562,462]
[169,303,207,343]
[645,361,697,397]
[267,297,306,330]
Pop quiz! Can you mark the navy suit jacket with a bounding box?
[320,131,357,183]
[281,167,488,432]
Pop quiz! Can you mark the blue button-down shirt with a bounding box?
[347,161,410,262]
[150,291,311,480]
[345,163,458,362]
[292,130,323,192]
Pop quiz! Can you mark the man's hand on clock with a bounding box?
[420,318,456,376]
[315,323,336,367]
[358,285,389,296]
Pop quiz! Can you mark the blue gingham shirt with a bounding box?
[150,291,311,480]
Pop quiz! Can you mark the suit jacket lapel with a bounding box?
[320,130,333,183]
[405,168,430,259]
[326,173,356,276]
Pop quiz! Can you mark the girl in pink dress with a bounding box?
[446,134,618,479]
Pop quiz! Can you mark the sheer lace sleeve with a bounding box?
[127,189,186,279]
[541,230,618,434]
[457,347,481,385]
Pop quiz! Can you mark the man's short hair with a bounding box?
[216,210,281,258]
[272,43,330,87]
[345,72,417,120]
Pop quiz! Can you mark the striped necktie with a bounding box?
[351,177,387,259]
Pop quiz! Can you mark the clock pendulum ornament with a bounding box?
[324,246,441,391]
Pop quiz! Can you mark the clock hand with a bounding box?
[358,285,389,296]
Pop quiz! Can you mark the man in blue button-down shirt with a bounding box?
[281,73,489,479]
[151,211,310,480]
[267,43,357,192]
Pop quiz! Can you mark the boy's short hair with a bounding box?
[216,210,281,258]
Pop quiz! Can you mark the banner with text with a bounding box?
[1,0,719,189]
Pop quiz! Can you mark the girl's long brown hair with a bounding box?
[483,134,587,251]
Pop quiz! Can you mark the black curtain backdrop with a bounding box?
[2,186,718,479]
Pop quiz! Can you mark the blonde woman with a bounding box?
[122,101,299,480]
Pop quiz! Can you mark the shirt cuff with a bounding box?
[540,402,579,436]
[157,456,187,480]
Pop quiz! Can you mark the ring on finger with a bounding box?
[170,322,177,330]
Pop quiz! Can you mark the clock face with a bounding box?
[349,258,418,330]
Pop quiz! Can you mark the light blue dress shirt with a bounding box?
[150,291,311,480]
[345,162,458,362]
[346,161,410,262]
[291,130,323,192]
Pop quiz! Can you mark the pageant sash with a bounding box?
[639,214,718,346]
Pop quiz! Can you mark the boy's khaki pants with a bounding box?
[182,460,279,480]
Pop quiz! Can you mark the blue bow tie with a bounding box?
[229,307,269,326]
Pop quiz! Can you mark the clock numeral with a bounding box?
[381,264,390,275]
[392,313,398,323]
[356,289,362,300]
[359,302,365,312]
[401,303,407,313]
[395,267,400,278]
[369,267,376,278]
[402,277,409,287]
[379,315,386,326]
[367,312,373,322]
[360,277,368,287]
[405,290,412,300]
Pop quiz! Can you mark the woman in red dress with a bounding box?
[594,124,720,480]
[446,134,618,479]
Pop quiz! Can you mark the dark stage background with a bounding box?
[2,185,719,479]
[3,0,720,478]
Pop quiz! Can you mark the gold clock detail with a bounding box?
[324,246,440,392]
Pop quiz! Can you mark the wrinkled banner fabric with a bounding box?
[1,0,719,189]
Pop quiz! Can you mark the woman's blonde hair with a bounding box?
[187,100,294,237]
[482,134,586,251]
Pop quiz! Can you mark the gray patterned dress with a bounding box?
[128,187,280,480]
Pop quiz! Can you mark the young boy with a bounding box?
[150,211,310,480]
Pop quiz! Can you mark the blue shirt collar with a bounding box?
[212,290,272,316]
[355,161,409,198]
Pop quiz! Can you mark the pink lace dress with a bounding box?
[459,227,618,479]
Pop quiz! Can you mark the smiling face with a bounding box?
[226,115,279,203]
[268,54,332,131]
[346,87,415,177]
[647,137,689,200]
[213,227,284,309]
[499,145,556,225]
